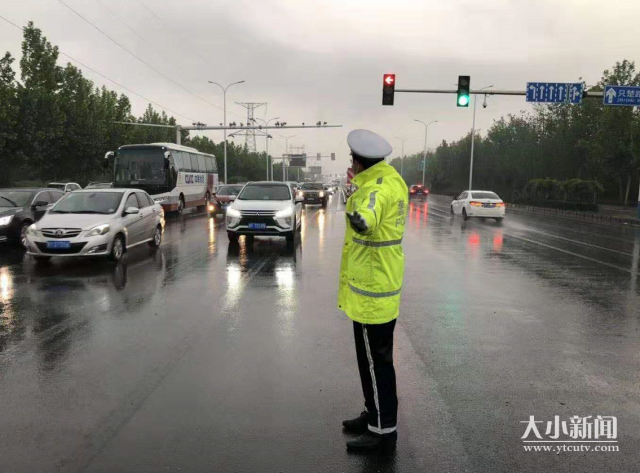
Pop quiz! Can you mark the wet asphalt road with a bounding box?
[0,193,639,473]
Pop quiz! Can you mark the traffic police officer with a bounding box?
[338,129,408,453]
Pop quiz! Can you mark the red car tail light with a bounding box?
[470,201,483,207]
[495,202,505,207]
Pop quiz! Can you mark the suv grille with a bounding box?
[240,210,276,217]
[41,228,82,238]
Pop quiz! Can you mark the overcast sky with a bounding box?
[2,0,640,175]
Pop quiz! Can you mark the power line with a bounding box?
[131,0,246,121]
[55,0,228,114]
[0,13,197,122]
[95,0,158,54]
[134,0,213,66]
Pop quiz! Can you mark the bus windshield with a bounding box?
[114,149,166,186]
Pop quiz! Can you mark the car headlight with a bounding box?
[226,207,241,218]
[275,208,293,219]
[154,196,168,203]
[319,191,325,197]
[26,223,37,235]
[86,224,110,236]
[297,191,303,198]
[0,215,13,226]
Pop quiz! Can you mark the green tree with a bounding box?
[0,52,18,185]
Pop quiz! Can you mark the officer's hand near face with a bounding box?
[346,211,369,234]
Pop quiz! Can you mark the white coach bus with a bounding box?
[107,143,218,214]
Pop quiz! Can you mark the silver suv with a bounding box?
[25,189,164,262]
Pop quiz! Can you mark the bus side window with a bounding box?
[180,151,192,171]
[205,156,213,172]
[172,152,183,170]
[211,157,218,173]
[189,153,199,172]
[197,154,206,172]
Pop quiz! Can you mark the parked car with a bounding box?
[409,184,429,200]
[226,182,303,243]
[0,188,66,247]
[25,188,164,262]
[85,182,113,189]
[210,184,244,216]
[297,182,328,208]
[47,182,82,193]
[450,190,505,222]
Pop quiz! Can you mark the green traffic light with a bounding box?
[458,95,470,106]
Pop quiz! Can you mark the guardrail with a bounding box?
[430,193,640,227]
[505,202,640,227]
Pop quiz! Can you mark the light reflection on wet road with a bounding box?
[0,193,638,473]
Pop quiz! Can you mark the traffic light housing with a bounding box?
[457,75,470,107]
[382,74,395,106]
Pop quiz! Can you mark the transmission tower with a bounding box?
[232,102,267,153]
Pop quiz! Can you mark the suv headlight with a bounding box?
[319,191,325,197]
[26,223,37,235]
[0,215,13,226]
[86,224,110,236]
[226,207,241,218]
[275,208,293,219]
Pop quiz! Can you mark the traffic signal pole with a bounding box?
[392,87,605,189]
[394,88,604,98]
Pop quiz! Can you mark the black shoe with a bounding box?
[346,430,397,454]
[342,411,369,434]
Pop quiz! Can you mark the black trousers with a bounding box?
[353,319,398,434]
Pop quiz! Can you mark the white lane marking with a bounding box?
[500,233,633,274]
[424,203,636,274]
[427,203,634,256]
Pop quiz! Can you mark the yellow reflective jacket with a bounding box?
[338,161,408,324]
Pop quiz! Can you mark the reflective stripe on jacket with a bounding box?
[338,161,408,324]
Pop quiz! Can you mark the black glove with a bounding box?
[346,211,369,233]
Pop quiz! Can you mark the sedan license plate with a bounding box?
[46,240,71,249]
[482,203,495,208]
[248,223,266,230]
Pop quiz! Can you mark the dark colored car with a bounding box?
[298,182,328,208]
[0,188,66,247]
[409,184,429,199]
[210,184,244,216]
[85,182,113,189]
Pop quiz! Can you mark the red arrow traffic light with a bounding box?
[382,74,396,106]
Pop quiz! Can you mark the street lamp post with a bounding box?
[414,119,438,187]
[394,137,411,179]
[252,117,279,180]
[280,135,296,182]
[468,85,493,190]
[208,80,245,184]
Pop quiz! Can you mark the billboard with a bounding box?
[288,154,306,167]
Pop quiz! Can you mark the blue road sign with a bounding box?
[526,82,583,104]
[603,85,640,106]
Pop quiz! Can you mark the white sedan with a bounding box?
[226,182,303,243]
[450,190,505,222]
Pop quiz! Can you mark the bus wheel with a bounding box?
[177,196,185,215]
[197,192,209,211]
